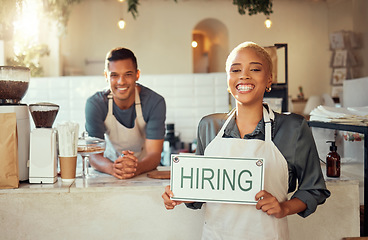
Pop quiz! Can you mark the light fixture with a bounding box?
[264,17,272,29]
[117,0,126,29]
[191,41,198,48]
[118,18,126,29]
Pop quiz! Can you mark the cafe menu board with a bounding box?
[170,155,265,205]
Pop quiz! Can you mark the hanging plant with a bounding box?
[233,0,273,16]
[126,0,272,19]
[127,0,177,19]
[127,0,139,19]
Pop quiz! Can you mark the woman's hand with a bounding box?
[256,190,307,219]
[162,185,191,210]
[255,190,287,219]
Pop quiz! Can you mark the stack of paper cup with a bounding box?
[57,122,79,182]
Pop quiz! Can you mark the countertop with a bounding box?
[0,166,170,194]
[0,163,362,194]
[0,164,361,240]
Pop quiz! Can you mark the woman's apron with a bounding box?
[104,87,146,161]
[202,106,289,240]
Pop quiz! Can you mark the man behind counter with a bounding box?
[85,47,166,179]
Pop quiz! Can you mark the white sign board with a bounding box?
[170,154,264,205]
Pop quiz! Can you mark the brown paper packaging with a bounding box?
[0,113,19,189]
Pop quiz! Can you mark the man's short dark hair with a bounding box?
[105,47,138,71]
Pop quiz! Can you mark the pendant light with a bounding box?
[118,18,126,29]
[264,17,272,29]
[117,0,126,29]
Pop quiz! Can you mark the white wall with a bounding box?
[352,0,368,77]
[57,0,332,99]
[6,0,363,99]
[327,0,368,78]
[39,21,62,77]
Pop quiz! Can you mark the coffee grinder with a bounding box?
[0,66,31,181]
[29,102,59,184]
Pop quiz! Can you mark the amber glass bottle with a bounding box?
[326,141,340,177]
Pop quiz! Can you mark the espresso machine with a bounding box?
[0,66,31,181]
[29,103,59,184]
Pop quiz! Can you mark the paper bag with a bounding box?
[0,113,19,189]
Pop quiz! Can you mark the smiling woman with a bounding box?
[162,42,330,239]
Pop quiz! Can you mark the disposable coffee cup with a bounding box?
[59,156,77,182]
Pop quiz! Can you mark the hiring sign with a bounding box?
[170,154,264,205]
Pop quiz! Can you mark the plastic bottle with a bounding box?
[326,141,341,177]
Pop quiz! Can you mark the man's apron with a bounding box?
[104,87,146,161]
[202,106,289,240]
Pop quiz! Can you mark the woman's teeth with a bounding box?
[236,84,254,91]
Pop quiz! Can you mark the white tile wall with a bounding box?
[23,73,229,143]
[23,76,108,136]
[139,73,229,142]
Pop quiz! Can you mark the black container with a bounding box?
[165,123,180,148]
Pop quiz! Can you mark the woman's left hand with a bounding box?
[255,190,287,219]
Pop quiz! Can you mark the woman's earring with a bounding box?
[266,86,272,92]
[227,88,231,93]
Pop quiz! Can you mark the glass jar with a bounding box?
[0,66,30,104]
